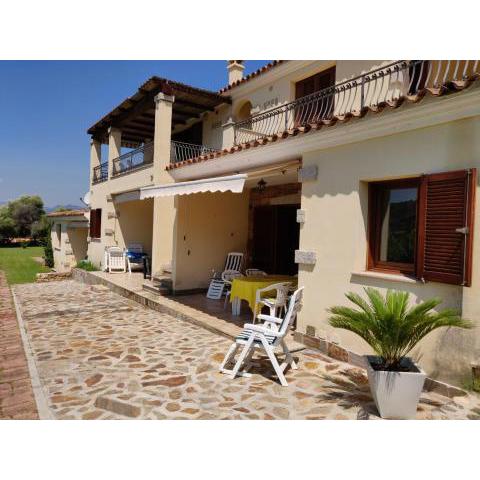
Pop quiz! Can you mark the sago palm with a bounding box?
[328,288,473,371]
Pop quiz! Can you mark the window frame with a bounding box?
[367,177,421,276]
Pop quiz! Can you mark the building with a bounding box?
[85,60,480,383]
[47,209,89,272]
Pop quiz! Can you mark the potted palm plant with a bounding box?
[328,288,473,419]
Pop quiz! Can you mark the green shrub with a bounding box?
[43,225,54,268]
[328,287,473,371]
[462,377,480,393]
[76,260,98,272]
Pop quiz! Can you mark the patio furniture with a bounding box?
[229,275,296,316]
[126,242,145,273]
[213,252,244,279]
[219,287,304,387]
[206,278,226,300]
[245,268,267,277]
[106,246,127,273]
[222,270,244,309]
[254,281,291,323]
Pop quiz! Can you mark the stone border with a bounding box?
[293,331,467,399]
[72,268,467,400]
[11,288,54,419]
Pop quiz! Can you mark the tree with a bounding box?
[31,215,51,246]
[7,195,45,237]
[0,206,16,243]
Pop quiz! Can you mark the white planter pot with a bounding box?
[366,356,426,419]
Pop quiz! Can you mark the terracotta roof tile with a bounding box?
[167,74,480,172]
[219,61,285,93]
[47,209,87,218]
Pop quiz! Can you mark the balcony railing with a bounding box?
[170,141,217,164]
[92,162,108,184]
[233,60,479,145]
[112,141,154,176]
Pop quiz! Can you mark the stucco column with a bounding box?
[89,138,101,186]
[222,117,236,149]
[108,127,122,178]
[151,92,176,277]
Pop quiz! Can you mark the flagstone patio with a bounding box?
[11,279,480,420]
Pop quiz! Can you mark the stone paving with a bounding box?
[0,272,38,419]
[12,279,480,420]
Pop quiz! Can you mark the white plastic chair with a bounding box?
[245,268,267,277]
[107,246,127,273]
[222,269,244,309]
[253,282,291,323]
[219,287,304,387]
[224,252,244,272]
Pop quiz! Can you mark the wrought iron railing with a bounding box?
[92,162,108,184]
[170,141,217,164]
[233,60,479,145]
[112,141,154,176]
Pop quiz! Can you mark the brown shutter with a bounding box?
[89,209,102,239]
[417,169,476,286]
[89,209,96,238]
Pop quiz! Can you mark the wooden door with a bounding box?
[294,66,336,126]
[251,204,300,275]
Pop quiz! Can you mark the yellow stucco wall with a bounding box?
[173,191,250,291]
[87,166,153,268]
[115,199,153,255]
[51,219,88,272]
[298,115,480,383]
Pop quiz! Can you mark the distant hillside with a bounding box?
[45,204,84,213]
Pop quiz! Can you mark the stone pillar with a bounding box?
[151,92,176,277]
[108,127,122,178]
[222,117,236,149]
[89,138,101,186]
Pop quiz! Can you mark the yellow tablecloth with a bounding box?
[230,275,296,313]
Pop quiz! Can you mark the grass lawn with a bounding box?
[0,246,50,284]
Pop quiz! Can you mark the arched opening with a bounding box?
[235,100,252,122]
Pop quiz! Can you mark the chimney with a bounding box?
[227,61,245,85]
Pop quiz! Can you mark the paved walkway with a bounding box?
[12,279,480,420]
[0,272,38,419]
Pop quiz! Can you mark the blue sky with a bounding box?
[0,61,268,207]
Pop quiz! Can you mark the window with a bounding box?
[368,169,476,286]
[89,208,102,239]
[368,178,420,274]
[295,67,336,99]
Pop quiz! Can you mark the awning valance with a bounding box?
[139,173,247,199]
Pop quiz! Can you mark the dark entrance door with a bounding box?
[251,204,300,275]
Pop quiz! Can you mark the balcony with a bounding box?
[233,60,479,145]
[112,141,154,177]
[170,140,217,165]
[92,162,108,184]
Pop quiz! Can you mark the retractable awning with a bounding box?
[139,173,247,199]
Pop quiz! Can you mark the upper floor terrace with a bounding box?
[88,60,480,188]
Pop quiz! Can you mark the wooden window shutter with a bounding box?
[417,169,476,286]
[89,209,102,238]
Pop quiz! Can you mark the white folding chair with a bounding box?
[222,269,244,309]
[213,252,244,279]
[219,287,303,387]
[107,246,127,273]
[253,282,291,323]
